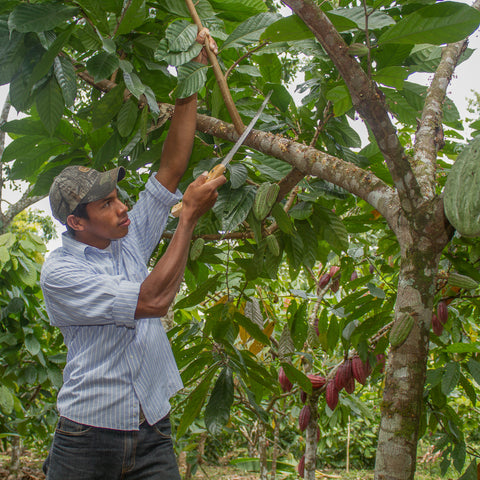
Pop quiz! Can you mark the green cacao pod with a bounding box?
[348,43,369,57]
[253,182,280,220]
[444,136,480,237]
[266,234,280,256]
[189,238,205,261]
[390,313,414,348]
[447,272,479,290]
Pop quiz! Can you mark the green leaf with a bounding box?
[117,98,138,137]
[176,367,217,438]
[288,301,308,350]
[378,2,480,45]
[92,84,124,130]
[280,362,312,395]
[458,460,478,480]
[228,163,248,189]
[176,61,208,99]
[458,374,476,406]
[261,15,314,42]
[205,367,234,435]
[467,359,480,384]
[123,71,145,99]
[166,21,197,52]
[165,43,203,67]
[213,185,256,232]
[315,206,349,253]
[234,312,270,346]
[271,203,294,235]
[222,12,281,50]
[36,76,64,135]
[87,52,119,83]
[54,56,77,107]
[329,6,394,30]
[24,334,41,356]
[0,386,14,414]
[326,84,352,117]
[174,274,221,310]
[8,3,78,33]
[208,0,267,21]
[115,0,147,36]
[441,362,460,396]
[143,85,160,119]
[47,365,64,389]
[444,343,480,354]
[265,83,292,112]
[73,0,110,35]
[373,66,409,90]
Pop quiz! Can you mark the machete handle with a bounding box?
[171,163,227,218]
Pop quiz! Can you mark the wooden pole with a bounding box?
[184,0,245,134]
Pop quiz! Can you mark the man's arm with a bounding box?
[135,171,226,318]
[156,29,218,193]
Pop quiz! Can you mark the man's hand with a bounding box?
[193,27,218,65]
[180,171,226,222]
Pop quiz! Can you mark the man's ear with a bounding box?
[66,215,87,232]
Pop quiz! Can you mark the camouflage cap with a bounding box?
[49,166,126,224]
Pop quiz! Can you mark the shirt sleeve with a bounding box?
[125,175,182,263]
[41,262,141,328]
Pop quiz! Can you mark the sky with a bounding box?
[0,7,479,251]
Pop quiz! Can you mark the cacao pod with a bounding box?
[329,265,340,278]
[444,136,480,237]
[350,270,358,282]
[431,313,444,336]
[437,300,448,325]
[369,264,375,274]
[300,390,307,404]
[298,405,311,432]
[352,356,371,385]
[266,233,280,256]
[307,374,327,389]
[189,237,205,261]
[253,182,280,220]
[278,366,293,392]
[326,380,339,410]
[335,359,352,391]
[389,313,414,348]
[345,375,355,394]
[331,277,340,293]
[298,454,305,478]
[448,272,478,290]
[348,43,369,57]
[318,273,331,288]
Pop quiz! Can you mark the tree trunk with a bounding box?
[304,397,319,480]
[374,221,446,480]
[258,422,268,480]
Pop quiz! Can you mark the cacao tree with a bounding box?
[1,1,480,479]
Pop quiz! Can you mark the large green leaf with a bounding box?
[378,2,480,45]
[222,12,281,50]
[329,7,394,30]
[91,84,124,130]
[35,77,64,135]
[166,20,198,52]
[24,334,41,356]
[441,362,460,396]
[87,52,119,83]
[209,0,267,21]
[8,3,78,33]
[115,0,146,36]
[205,367,234,435]
[261,15,314,43]
[280,362,312,395]
[117,98,138,138]
[174,274,221,310]
[373,66,409,90]
[0,27,24,86]
[54,56,77,107]
[73,0,109,35]
[326,84,353,117]
[176,61,208,99]
[213,185,256,232]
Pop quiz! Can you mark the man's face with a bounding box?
[79,189,130,248]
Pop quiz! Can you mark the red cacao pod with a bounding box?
[350,270,358,282]
[334,359,352,391]
[318,273,331,288]
[345,375,355,394]
[331,277,340,293]
[307,374,327,389]
[369,264,375,274]
[437,301,448,325]
[329,265,340,278]
[326,380,339,410]
[432,313,444,336]
[300,390,307,404]
[352,356,371,385]
[278,366,293,392]
[298,454,305,478]
[299,405,311,431]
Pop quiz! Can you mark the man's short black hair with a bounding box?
[66,203,89,235]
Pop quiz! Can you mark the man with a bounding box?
[40,30,225,479]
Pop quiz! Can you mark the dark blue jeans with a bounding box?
[43,416,181,480]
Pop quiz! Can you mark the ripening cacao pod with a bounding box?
[345,375,355,394]
[278,366,293,392]
[431,313,444,336]
[437,300,448,325]
[389,313,414,348]
[331,277,340,293]
[307,374,327,389]
[326,380,339,410]
[300,390,307,404]
[318,273,331,288]
[447,272,478,290]
[266,234,280,257]
[352,356,371,385]
[369,264,375,274]
[253,182,280,220]
[350,270,358,282]
[329,265,340,278]
[444,136,480,237]
[189,237,205,261]
[335,359,352,391]
[298,454,305,478]
[299,405,311,431]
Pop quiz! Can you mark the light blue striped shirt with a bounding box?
[40,175,184,431]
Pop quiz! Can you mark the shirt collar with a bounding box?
[61,232,115,258]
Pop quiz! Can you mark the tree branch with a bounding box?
[282,0,423,216]
[0,94,11,219]
[2,186,46,233]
